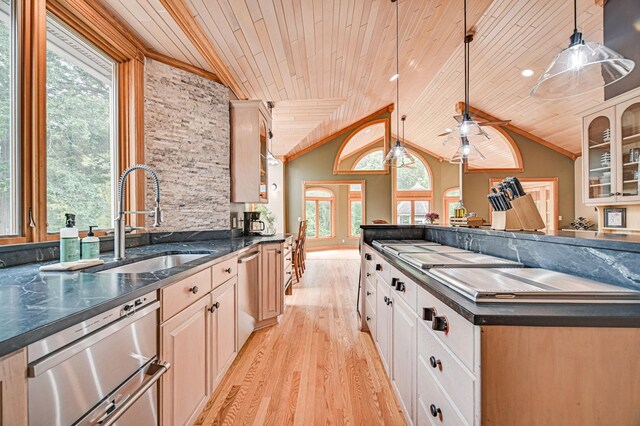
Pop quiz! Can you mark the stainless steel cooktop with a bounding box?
[430,268,640,303]
[398,251,523,269]
[372,240,440,250]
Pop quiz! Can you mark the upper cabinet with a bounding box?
[583,94,640,205]
[230,100,271,204]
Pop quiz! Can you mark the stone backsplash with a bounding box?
[144,58,230,231]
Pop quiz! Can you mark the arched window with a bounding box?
[353,149,384,171]
[393,152,433,224]
[304,188,334,239]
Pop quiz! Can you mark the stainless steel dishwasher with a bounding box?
[238,250,260,349]
[27,290,169,426]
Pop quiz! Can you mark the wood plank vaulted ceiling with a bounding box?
[99,0,604,161]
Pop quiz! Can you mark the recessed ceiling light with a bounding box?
[389,73,400,81]
[445,128,452,133]
[521,69,534,77]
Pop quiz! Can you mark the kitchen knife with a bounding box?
[499,192,512,210]
[487,194,500,211]
[512,177,526,197]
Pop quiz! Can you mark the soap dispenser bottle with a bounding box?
[60,213,80,266]
[81,226,100,261]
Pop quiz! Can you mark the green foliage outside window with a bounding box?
[351,201,362,236]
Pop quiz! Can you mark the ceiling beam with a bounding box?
[158,0,246,99]
[456,102,579,161]
[145,50,221,84]
[284,104,395,163]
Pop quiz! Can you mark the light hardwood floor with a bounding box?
[195,251,406,425]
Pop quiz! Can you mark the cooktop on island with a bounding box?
[430,268,640,303]
[398,251,524,269]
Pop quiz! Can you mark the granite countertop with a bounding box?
[367,243,640,328]
[0,234,289,357]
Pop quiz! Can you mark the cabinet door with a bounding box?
[616,97,640,203]
[210,277,238,388]
[161,296,210,426]
[260,243,283,320]
[0,349,27,426]
[375,281,391,374]
[392,296,417,423]
[258,112,269,203]
[583,108,617,204]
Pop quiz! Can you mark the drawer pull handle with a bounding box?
[209,302,220,313]
[189,286,199,294]
[383,296,388,304]
[224,267,232,274]
[422,307,436,321]
[386,298,393,306]
[430,404,442,418]
[365,254,372,261]
[366,291,372,296]
[375,264,382,271]
[366,272,371,277]
[432,316,449,333]
[429,356,442,369]
[395,281,405,292]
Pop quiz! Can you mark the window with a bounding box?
[393,151,433,224]
[442,187,461,226]
[304,188,334,238]
[353,149,384,171]
[46,15,117,232]
[348,184,363,237]
[0,0,17,237]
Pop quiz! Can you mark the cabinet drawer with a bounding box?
[387,268,417,312]
[161,268,212,322]
[365,300,376,338]
[375,257,391,285]
[213,256,238,287]
[418,321,475,424]
[417,358,468,426]
[365,279,376,313]
[417,285,477,372]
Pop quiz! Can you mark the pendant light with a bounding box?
[448,0,487,164]
[384,0,415,169]
[265,101,281,166]
[530,0,635,99]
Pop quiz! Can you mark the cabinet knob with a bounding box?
[386,298,393,306]
[432,316,449,333]
[276,250,282,254]
[366,272,371,277]
[383,296,388,304]
[366,291,372,296]
[189,286,199,294]
[209,302,220,313]
[395,281,405,292]
[430,404,441,418]
[375,264,382,271]
[429,356,442,369]
[224,267,232,274]
[422,307,436,321]
[366,316,371,321]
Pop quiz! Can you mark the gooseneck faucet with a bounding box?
[114,164,162,260]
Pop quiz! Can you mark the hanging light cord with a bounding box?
[573,0,577,34]
[395,0,400,144]
[464,0,470,118]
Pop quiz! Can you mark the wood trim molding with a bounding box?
[457,102,579,160]
[145,50,222,84]
[285,104,394,163]
[398,137,445,162]
[333,118,390,175]
[465,126,524,173]
[158,0,245,99]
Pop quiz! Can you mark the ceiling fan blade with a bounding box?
[438,131,452,137]
[478,120,511,126]
[453,115,464,123]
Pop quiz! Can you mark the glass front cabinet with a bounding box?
[582,94,640,205]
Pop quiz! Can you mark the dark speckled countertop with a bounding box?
[0,234,288,357]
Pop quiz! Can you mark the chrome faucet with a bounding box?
[114,164,162,260]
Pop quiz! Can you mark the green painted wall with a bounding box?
[461,128,576,229]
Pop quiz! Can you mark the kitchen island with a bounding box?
[359,224,640,425]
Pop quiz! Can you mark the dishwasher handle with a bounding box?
[238,252,259,263]
[100,360,170,426]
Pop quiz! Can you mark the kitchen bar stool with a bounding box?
[292,220,305,283]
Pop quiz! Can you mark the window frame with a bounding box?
[392,150,434,224]
[333,117,391,175]
[347,185,363,238]
[304,186,335,240]
[442,186,461,226]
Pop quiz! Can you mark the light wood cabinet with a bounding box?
[209,277,238,389]
[160,296,211,426]
[230,100,271,204]
[258,243,283,324]
[582,93,640,205]
[0,349,28,426]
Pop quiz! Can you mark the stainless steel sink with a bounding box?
[98,254,208,274]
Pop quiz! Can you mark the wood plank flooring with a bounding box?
[195,251,406,425]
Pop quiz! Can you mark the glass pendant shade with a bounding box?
[450,138,486,164]
[384,140,416,168]
[531,33,635,99]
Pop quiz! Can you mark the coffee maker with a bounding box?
[243,211,265,236]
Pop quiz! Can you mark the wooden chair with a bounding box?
[299,220,307,273]
[292,220,305,283]
[372,219,389,224]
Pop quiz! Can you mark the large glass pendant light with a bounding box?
[447,0,487,164]
[384,0,415,168]
[530,0,635,99]
[265,101,281,166]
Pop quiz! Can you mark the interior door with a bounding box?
[211,277,238,387]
